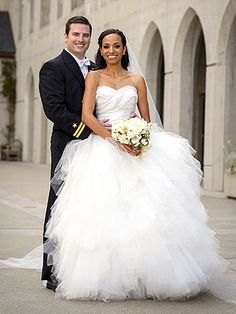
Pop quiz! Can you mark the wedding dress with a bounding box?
[41,85,228,301]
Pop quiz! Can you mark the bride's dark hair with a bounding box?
[95,29,129,70]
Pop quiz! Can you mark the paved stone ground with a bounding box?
[0,161,235,314]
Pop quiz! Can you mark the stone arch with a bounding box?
[217,0,236,62]
[215,0,236,190]
[141,21,165,123]
[172,8,206,167]
[225,15,236,144]
[217,0,236,144]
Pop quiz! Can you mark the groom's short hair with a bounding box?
[65,16,92,35]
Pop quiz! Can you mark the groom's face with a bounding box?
[64,23,91,59]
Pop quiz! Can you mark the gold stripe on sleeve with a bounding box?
[76,124,86,138]
[73,122,83,137]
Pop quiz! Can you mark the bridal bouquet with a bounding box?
[112,117,152,153]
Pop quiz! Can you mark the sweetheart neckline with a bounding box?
[97,85,137,92]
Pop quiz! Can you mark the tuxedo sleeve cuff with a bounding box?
[72,122,86,138]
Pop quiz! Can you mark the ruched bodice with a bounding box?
[95,85,138,122]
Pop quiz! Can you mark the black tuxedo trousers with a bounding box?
[42,131,71,280]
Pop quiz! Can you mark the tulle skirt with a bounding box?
[44,128,226,301]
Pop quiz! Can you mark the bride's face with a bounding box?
[100,33,126,65]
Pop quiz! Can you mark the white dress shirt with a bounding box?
[65,48,90,78]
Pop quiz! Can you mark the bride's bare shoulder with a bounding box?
[86,70,101,78]
[85,70,101,85]
[127,72,145,87]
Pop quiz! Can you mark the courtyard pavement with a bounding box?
[0,161,235,314]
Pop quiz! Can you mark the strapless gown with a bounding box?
[45,85,226,301]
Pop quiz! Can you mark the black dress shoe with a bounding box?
[46,276,58,292]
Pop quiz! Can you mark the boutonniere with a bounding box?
[88,63,97,71]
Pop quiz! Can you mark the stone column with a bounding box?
[204,63,225,191]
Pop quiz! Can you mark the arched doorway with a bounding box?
[214,0,236,191]
[192,31,206,165]
[141,22,165,123]
[156,46,165,122]
[178,13,206,168]
[225,16,236,145]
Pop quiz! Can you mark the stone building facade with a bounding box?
[0,11,15,147]
[0,0,235,193]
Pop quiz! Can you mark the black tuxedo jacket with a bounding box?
[39,49,96,149]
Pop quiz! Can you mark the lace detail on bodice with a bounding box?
[95,85,138,122]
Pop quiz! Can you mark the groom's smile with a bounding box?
[64,23,91,59]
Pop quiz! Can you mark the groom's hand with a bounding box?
[99,118,112,131]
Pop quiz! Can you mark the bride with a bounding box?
[42,28,227,301]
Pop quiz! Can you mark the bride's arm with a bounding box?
[136,76,151,123]
[82,71,111,139]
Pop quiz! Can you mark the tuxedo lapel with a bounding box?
[61,49,85,89]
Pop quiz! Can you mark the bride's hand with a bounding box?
[118,143,140,156]
[106,137,140,156]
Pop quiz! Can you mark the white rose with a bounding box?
[141,138,149,146]
[131,136,141,146]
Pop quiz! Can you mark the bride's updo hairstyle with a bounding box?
[95,29,129,70]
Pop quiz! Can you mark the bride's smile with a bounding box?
[100,33,126,65]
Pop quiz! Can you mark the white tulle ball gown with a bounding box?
[44,85,226,301]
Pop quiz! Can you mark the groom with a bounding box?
[39,16,110,291]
